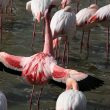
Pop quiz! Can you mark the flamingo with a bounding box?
[0,91,7,110]
[0,5,103,110]
[26,0,62,47]
[0,0,10,43]
[50,6,76,65]
[56,78,86,110]
[76,4,98,56]
[88,4,110,62]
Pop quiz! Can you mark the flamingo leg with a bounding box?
[55,42,58,59]
[55,39,60,60]
[89,0,91,5]
[62,36,68,66]
[95,0,97,4]
[86,30,91,58]
[66,40,69,66]
[76,1,79,13]
[10,0,13,14]
[29,85,35,110]
[31,20,37,47]
[106,26,109,62]
[57,41,60,62]
[0,9,3,43]
[80,30,85,53]
[42,19,45,43]
[36,85,44,110]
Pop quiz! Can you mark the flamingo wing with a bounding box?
[76,8,94,26]
[52,65,88,83]
[50,8,76,38]
[0,52,24,76]
[50,65,104,91]
[88,4,110,23]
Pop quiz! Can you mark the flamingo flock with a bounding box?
[1,0,110,110]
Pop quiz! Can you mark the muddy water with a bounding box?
[0,0,110,110]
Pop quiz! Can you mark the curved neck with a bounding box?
[43,12,53,55]
[66,78,79,91]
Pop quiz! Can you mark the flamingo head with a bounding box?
[89,4,98,10]
[63,5,73,12]
[66,78,79,90]
[61,0,71,9]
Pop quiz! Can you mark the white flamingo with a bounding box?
[56,78,86,110]
[76,4,98,56]
[50,6,76,65]
[26,0,62,47]
[88,4,110,62]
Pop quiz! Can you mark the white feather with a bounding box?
[50,7,76,39]
[0,91,7,110]
[56,89,86,110]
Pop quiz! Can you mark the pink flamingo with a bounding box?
[76,4,98,56]
[0,5,103,110]
[88,4,110,62]
[26,0,62,47]
[50,6,76,65]
[56,78,86,110]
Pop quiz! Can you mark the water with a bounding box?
[0,0,110,110]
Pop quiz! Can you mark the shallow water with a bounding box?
[0,0,110,110]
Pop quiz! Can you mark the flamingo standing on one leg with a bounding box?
[56,78,86,110]
[88,4,110,62]
[50,6,76,65]
[76,4,98,57]
[0,91,7,110]
[26,0,62,47]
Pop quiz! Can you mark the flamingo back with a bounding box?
[56,89,86,110]
[22,52,57,84]
[50,7,76,39]
[88,4,110,27]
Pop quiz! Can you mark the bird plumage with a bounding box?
[50,6,76,39]
[0,91,7,110]
[76,4,98,30]
[56,89,86,110]
[88,4,110,26]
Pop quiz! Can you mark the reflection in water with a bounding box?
[0,0,110,110]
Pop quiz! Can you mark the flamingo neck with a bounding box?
[43,13,53,55]
[66,78,79,91]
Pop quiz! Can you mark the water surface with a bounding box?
[0,0,110,110]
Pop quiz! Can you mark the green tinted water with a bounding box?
[0,0,110,110]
